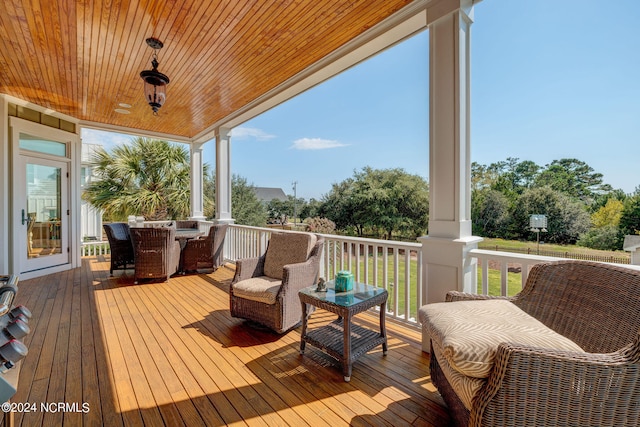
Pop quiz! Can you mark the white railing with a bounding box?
[225,224,273,260]
[226,224,423,327]
[471,248,640,297]
[318,234,422,326]
[84,222,639,324]
[470,249,563,296]
[81,240,110,257]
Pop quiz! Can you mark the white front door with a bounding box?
[15,155,70,273]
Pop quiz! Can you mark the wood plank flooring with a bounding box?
[3,257,450,426]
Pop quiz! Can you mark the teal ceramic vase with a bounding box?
[334,270,354,292]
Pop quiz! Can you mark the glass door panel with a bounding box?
[26,163,63,259]
[17,156,69,273]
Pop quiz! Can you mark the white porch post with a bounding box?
[215,127,234,224]
[0,97,8,272]
[419,0,482,310]
[189,142,206,221]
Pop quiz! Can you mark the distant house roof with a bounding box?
[623,235,640,252]
[253,187,287,203]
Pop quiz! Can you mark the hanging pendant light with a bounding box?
[140,37,170,116]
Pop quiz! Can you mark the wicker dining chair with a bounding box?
[129,227,180,284]
[103,223,135,275]
[182,223,229,272]
[230,231,324,333]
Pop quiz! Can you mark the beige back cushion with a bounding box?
[263,232,317,279]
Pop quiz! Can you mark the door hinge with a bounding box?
[67,209,70,215]
[67,247,70,253]
[66,172,69,178]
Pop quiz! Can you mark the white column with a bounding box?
[189,142,206,221]
[0,97,8,272]
[419,0,482,309]
[215,127,234,224]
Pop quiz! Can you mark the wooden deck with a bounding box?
[5,257,450,426]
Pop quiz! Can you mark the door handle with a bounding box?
[22,209,26,225]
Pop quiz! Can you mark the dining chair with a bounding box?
[129,227,180,284]
[182,224,228,272]
[103,222,135,275]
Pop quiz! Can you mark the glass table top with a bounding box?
[299,281,387,308]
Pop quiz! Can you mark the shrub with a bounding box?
[304,217,336,234]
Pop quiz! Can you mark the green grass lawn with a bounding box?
[479,268,523,296]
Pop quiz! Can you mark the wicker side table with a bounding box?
[299,281,388,382]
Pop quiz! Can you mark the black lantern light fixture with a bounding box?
[140,37,170,115]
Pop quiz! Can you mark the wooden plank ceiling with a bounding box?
[0,0,414,139]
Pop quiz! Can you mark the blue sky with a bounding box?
[83,0,640,200]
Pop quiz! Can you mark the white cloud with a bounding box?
[231,127,275,141]
[290,137,348,150]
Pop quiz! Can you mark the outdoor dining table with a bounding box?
[175,228,204,248]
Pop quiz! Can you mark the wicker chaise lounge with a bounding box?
[419,260,640,427]
[230,231,324,333]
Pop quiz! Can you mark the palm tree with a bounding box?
[83,137,198,221]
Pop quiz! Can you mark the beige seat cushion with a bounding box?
[263,232,317,280]
[432,340,486,411]
[420,299,584,378]
[232,276,282,304]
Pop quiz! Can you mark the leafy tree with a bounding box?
[472,158,540,199]
[511,186,590,244]
[534,158,611,202]
[83,137,201,220]
[299,198,322,220]
[266,196,307,223]
[620,190,640,236]
[513,160,541,190]
[591,199,623,228]
[488,157,523,198]
[203,172,267,226]
[203,170,216,219]
[577,225,623,250]
[319,178,361,233]
[576,198,625,250]
[230,175,268,226]
[320,167,428,239]
[471,162,491,191]
[266,198,290,223]
[589,188,627,213]
[472,189,511,237]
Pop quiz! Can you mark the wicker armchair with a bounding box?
[103,223,135,275]
[182,223,228,272]
[230,232,324,333]
[129,227,180,284]
[420,260,640,427]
